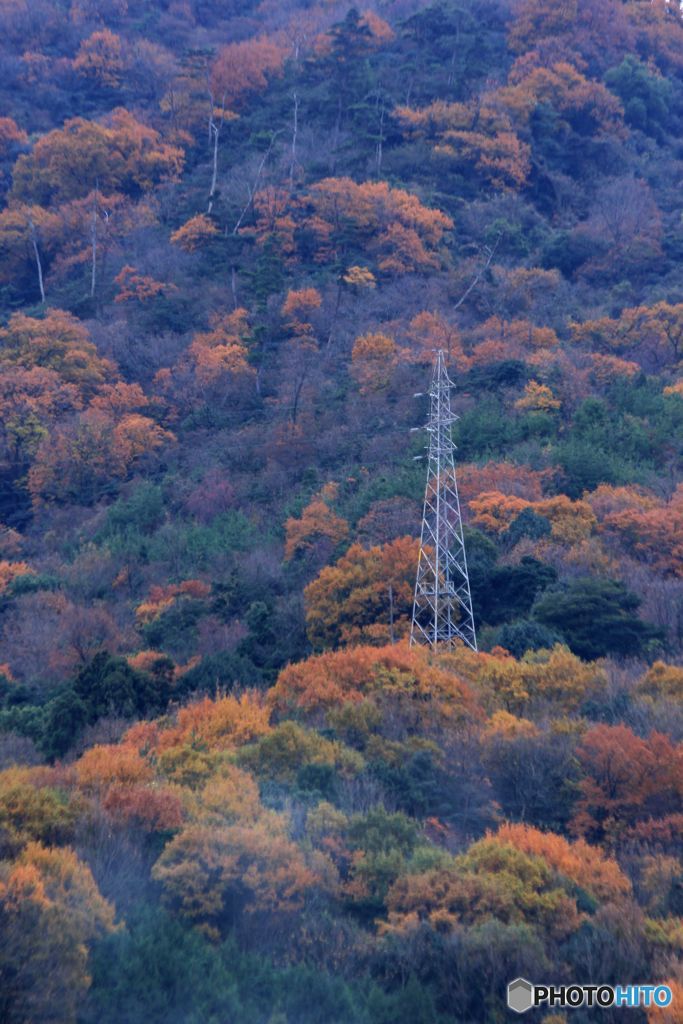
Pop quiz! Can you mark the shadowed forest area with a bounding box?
[0,0,682,1021]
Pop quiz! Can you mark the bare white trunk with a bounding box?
[230,265,238,308]
[208,121,219,214]
[28,217,45,304]
[289,90,299,190]
[376,103,385,178]
[90,199,97,298]
[232,131,281,235]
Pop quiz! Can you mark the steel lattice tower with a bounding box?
[410,350,477,652]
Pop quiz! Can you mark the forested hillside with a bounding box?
[0,0,682,1021]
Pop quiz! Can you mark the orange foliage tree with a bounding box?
[496,61,625,138]
[210,37,286,111]
[489,822,630,902]
[269,642,482,730]
[0,842,117,1023]
[571,302,683,367]
[394,100,531,190]
[124,693,272,756]
[73,29,126,89]
[591,484,683,576]
[0,308,114,398]
[403,311,468,368]
[11,109,184,205]
[469,490,596,542]
[281,287,322,336]
[152,815,319,938]
[170,213,219,252]
[303,536,418,648]
[383,833,583,942]
[572,724,683,847]
[0,116,28,157]
[2,365,61,464]
[351,331,399,392]
[28,409,174,505]
[114,264,174,302]
[186,309,255,390]
[300,177,453,275]
[0,559,33,594]
[284,483,349,562]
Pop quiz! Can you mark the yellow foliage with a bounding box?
[495,823,631,903]
[351,332,399,391]
[343,265,376,288]
[165,693,272,751]
[152,815,321,935]
[0,559,33,594]
[76,743,153,791]
[198,765,262,825]
[536,495,597,543]
[637,661,683,703]
[515,379,561,413]
[484,710,540,739]
[478,645,605,713]
[269,641,482,730]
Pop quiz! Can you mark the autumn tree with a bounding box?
[170,213,219,253]
[394,101,531,191]
[284,483,349,563]
[572,302,683,369]
[28,409,174,506]
[11,110,184,205]
[0,366,81,468]
[403,311,468,367]
[0,842,117,1024]
[46,190,155,300]
[383,835,583,943]
[210,37,286,111]
[591,483,683,577]
[497,61,625,139]
[304,537,418,648]
[293,177,453,275]
[0,309,114,398]
[507,0,634,72]
[350,331,400,393]
[152,814,319,939]
[114,264,173,303]
[0,117,28,160]
[268,642,481,732]
[281,287,322,336]
[73,29,127,90]
[572,724,683,848]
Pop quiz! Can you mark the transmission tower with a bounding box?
[410,350,477,652]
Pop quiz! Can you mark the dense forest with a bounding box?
[0,0,682,1020]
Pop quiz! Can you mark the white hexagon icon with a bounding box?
[508,978,534,1013]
